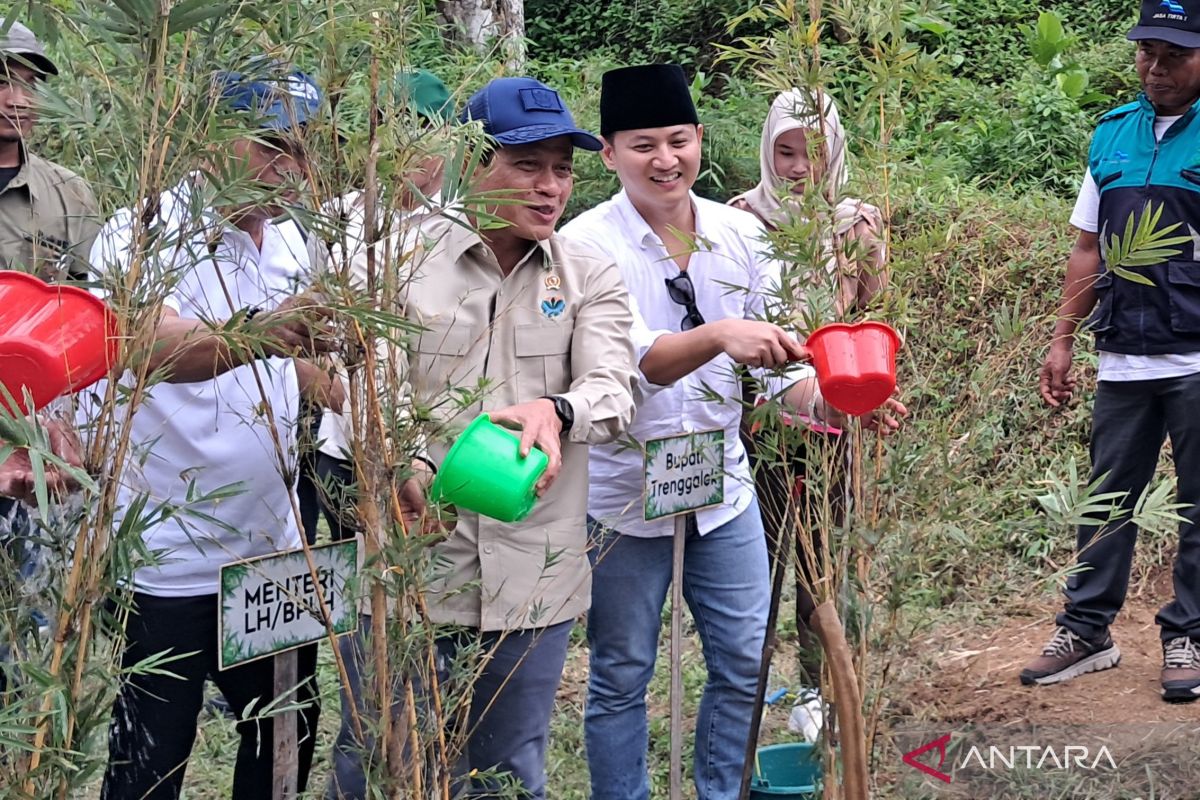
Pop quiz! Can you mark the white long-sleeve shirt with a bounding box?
[562,190,811,538]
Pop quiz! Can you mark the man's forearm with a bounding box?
[146,315,252,383]
[1052,232,1102,346]
[640,323,725,385]
[296,358,346,411]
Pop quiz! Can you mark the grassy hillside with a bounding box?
[5,0,1191,797]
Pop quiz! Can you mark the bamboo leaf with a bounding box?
[1110,265,1157,284]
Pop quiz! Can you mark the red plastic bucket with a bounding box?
[805,322,901,416]
[0,271,119,414]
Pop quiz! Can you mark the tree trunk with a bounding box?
[435,0,525,69]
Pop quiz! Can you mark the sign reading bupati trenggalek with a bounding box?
[218,541,358,669]
[643,429,725,521]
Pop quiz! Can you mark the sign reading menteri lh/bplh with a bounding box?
[219,540,358,670]
[643,429,725,521]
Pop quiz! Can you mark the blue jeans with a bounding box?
[586,502,770,800]
[327,616,572,799]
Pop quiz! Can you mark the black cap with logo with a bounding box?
[1129,0,1200,48]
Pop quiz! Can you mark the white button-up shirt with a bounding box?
[562,190,811,538]
[85,179,309,596]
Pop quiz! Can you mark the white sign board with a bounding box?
[219,540,358,670]
[643,429,725,521]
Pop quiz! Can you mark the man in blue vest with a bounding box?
[1023,0,1200,702]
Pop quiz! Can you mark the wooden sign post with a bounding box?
[218,540,359,799]
[273,650,298,800]
[643,429,725,800]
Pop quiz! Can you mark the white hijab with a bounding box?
[730,88,879,239]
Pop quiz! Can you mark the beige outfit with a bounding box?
[0,150,99,280]
[322,212,638,631]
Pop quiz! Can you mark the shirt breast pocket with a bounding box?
[514,324,573,397]
[414,323,475,393]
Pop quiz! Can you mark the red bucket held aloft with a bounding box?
[805,322,901,417]
[0,271,119,414]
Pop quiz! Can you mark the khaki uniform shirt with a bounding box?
[339,214,638,631]
[0,151,99,280]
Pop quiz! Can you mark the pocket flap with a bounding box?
[415,323,474,356]
[514,324,573,356]
[1168,261,1200,288]
[1096,170,1123,190]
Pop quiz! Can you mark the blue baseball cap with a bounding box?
[460,77,601,151]
[215,68,322,132]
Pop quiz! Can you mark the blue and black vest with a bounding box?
[1089,93,1200,354]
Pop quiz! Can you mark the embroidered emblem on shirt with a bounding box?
[541,296,565,318]
[544,273,562,290]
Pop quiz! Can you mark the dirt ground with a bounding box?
[894,570,1200,727]
[879,570,1200,798]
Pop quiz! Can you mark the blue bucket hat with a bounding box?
[215,68,322,132]
[460,77,601,151]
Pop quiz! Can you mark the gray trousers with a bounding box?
[326,616,572,799]
[1058,372,1200,642]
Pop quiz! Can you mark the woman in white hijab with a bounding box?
[730,87,887,315]
[731,87,891,744]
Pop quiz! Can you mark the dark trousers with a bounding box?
[1059,373,1200,642]
[300,452,360,545]
[101,593,320,800]
[0,498,34,695]
[327,618,573,800]
[315,453,359,543]
[744,425,847,683]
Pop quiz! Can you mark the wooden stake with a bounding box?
[669,514,686,800]
[272,650,299,800]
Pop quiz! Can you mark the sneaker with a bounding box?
[1161,637,1200,703]
[787,688,824,743]
[1019,626,1120,686]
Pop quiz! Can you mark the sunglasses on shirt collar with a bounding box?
[664,270,706,331]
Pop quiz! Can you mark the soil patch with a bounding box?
[892,570,1200,726]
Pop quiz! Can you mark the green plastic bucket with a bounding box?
[429,414,549,523]
[750,743,822,799]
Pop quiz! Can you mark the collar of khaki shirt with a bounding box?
[439,214,554,275]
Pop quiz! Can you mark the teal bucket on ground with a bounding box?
[750,742,822,799]
[429,414,549,523]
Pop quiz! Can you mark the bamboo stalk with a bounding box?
[810,601,869,800]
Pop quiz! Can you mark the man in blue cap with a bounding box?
[320,75,637,799]
[90,62,339,799]
[1025,0,1200,702]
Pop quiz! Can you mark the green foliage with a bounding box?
[940,0,1130,85]
[0,0,1182,796]
[524,0,777,68]
[1104,201,1192,285]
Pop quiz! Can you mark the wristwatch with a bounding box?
[543,395,575,432]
